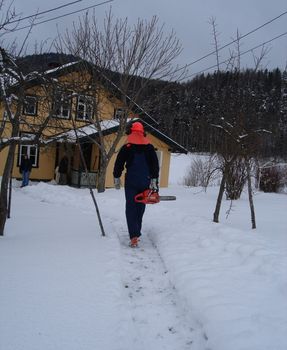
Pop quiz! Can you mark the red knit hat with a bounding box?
[127,122,149,145]
[130,122,144,133]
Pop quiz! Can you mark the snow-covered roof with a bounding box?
[47,119,120,143]
[44,61,80,75]
[47,118,188,153]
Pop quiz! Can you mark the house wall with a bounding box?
[105,135,127,188]
[0,70,114,181]
[0,67,175,188]
[0,142,56,181]
[28,145,56,180]
[147,134,171,188]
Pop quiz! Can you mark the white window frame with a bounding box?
[18,133,38,167]
[53,91,71,119]
[76,95,94,121]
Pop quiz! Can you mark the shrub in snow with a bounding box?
[259,166,282,193]
[225,157,247,200]
[183,155,220,188]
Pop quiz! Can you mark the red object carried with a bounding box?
[134,189,160,204]
[134,189,176,204]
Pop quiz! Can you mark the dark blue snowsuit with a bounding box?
[113,143,159,239]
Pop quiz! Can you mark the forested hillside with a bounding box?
[138,69,287,158]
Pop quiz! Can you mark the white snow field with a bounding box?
[0,153,286,350]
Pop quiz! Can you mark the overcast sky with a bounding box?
[3,0,287,78]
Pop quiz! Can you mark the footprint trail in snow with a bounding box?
[117,228,207,350]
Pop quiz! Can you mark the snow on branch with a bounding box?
[254,129,272,134]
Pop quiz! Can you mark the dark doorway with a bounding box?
[81,142,92,171]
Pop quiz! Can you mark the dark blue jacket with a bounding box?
[20,158,32,172]
[113,144,159,182]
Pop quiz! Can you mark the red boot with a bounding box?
[130,237,139,248]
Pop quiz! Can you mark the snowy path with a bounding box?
[2,181,287,350]
[116,227,206,350]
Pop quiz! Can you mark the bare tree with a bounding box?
[252,45,271,71]
[0,48,50,234]
[0,48,26,234]
[225,156,247,200]
[55,9,183,192]
[0,46,75,235]
[183,154,220,189]
[209,17,221,72]
[0,0,18,35]
[208,21,271,229]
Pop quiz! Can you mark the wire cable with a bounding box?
[175,9,287,74]
[10,0,114,32]
[179,30,287,81]
[6,0,85,25]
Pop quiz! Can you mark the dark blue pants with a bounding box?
[124,151,150,239]
[125,181,149,239]
[21,171,30,187]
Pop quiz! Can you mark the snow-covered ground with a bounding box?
[0,153,286,350]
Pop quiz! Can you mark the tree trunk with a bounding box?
[97,157,108,193]
[0,143,16,235]
[76,140,106,236]
[254,158,260,189]
[225,157,246,200]
[246,159,256,229]
[213,173,226,223]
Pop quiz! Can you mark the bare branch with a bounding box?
[252,44,271,71]
[209,17,220,72]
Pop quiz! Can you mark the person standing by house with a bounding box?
[113,121,159,247]
[20,154,33,187]
[58,153,69,185]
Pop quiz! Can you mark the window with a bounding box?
[76,95,94,120]
[113,108,126,119]
[23,96,37,115]
[53,90,71,119]
[18,133,38,167]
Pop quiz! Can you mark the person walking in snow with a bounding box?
[113,121,159,247]
[20,154,33,187]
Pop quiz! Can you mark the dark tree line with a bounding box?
[138,68,287,159]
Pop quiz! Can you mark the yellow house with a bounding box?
[0,61,187,188]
